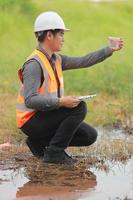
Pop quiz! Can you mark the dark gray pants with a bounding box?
[21,101,98,150]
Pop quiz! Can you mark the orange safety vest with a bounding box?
[16,49,64,128]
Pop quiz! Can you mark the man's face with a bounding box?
[49,30,64,52]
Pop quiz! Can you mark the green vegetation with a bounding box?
[0,0,132,138]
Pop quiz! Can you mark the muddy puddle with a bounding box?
[97,126,133,140]
[0,157,133,200]
[0,127,133,200]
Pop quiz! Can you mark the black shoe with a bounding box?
[43,148,77,165]
[26,138,45,158]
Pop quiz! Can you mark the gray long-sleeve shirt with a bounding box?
[22,44,113,111]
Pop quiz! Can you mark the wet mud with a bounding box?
[0,147,133,200]
[0,149,97,200]
[0,127,133,200]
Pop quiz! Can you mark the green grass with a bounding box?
[0,0,132,133]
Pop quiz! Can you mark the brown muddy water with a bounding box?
[0,128,133,200]
[0,158,133,200]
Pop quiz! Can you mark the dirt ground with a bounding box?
[0,146,98,189]
[0,128,133,188]
[0,144,133,200]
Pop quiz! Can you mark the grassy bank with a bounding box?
[0,0,133,140]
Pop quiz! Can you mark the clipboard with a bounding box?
[78,94,97,101]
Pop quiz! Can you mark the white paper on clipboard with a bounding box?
[78,94,97,101]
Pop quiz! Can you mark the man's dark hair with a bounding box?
[35,29,61,42]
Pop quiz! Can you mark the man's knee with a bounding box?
[88,128,98,145]
[83,128,98,146]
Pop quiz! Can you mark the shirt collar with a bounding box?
[36,43,57,62]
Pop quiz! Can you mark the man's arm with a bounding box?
[22,60,59,111]
[61,47,113,71]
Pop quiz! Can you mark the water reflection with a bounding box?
[0,158,133,200]
[16,176,97,200]
[15,162,97,200]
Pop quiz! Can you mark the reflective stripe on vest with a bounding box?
[16,49,64,128]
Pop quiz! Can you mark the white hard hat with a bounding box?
[34,11,70,32]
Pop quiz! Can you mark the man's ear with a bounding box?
[46,31,53,41]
